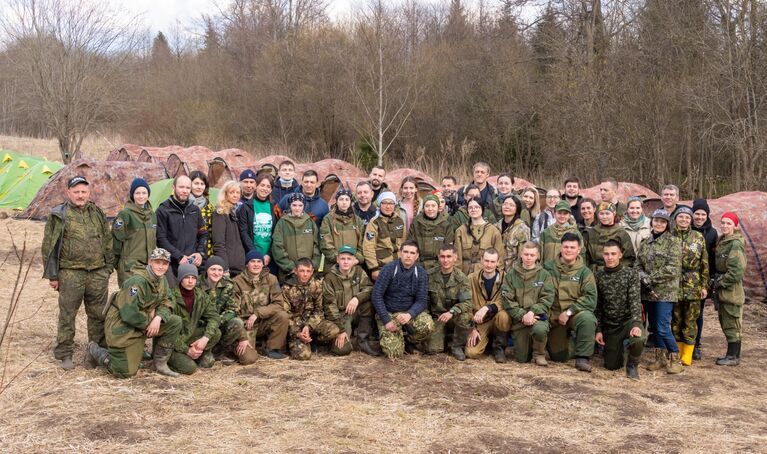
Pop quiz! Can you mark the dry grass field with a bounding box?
[0,134,123,162]
[0,217,766,453]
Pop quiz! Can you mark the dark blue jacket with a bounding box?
[371,260,428,324]
[271,177,300,205]
[279,187,329,225]
[354,202,377,226]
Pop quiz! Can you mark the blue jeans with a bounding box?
[652,301,678,352]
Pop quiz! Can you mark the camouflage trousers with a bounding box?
[55,267,110,360]
[425,312,472,354]
[510,320,549,363]
[601,321,645,370]
[107,314,181,379]
[466,311,512,359]
[672,299,701,345]
[718,302,744,343]
[289,320,342,360]
[218,317,249,351]
[245,311,290,351]
[376,312,435,358]
[547,310,597,362]
[169,326,222,375]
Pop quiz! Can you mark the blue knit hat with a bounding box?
[240,169,257,182]
[129,177,150,202]
[246,250,265,263]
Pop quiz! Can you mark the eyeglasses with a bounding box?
[546,195,559,199]
[380,201,395,206]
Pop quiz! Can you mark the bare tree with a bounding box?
[0,0,142,163]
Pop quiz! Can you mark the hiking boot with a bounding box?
[358,339,381,357]
[197,351,215,368]
[493,334,507,364]
[451,346,466,361]
[692,345,701,361]
[626,355,640,380]
[716,341,741,366]
[87,341,110,368]
[666,352,684,374]
[153,346,180,377]
[645,348,667,371]
[533,353,549,367]
[575,357,592,372]
[215,351,237,365]
[60,357,75,370]
[357,317,382,357]
[264,349,287,360]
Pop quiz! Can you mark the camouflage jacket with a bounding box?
[232,269,285,319]
[198,275,237,323]
[42,201,113,279]
[715,232,747,306]
[427,266,472,316]
[104,268,173,348]
[282,275,325,334]
[673,227,709,301]
[637,232,682,302]
[171,286,221,353]
[322,264,373,332]
[501,261,556,323]
[455,222,505,275]
[272,213,321,274]
[320,209,365,266]
[544,256,597,317]
[539,221,582,264]
[496,218,531,271]
[113,200,156,278]
[583,224,636,271]
[363,212,406,272]
[594,264,642,332]
[408,212,454,270]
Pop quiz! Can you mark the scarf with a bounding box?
[190,194,208,210]
[622,212,646,231]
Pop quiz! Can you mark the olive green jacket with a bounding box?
[320,209,365,266]
[272,213,321,274]
[715,232,747,305]
[544,255,597,317]
[171,286,221,353]
[113,200,156,284]
[409,212,455,270]
[502,261,556,323]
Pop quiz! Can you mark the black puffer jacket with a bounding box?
[156,196,208,271]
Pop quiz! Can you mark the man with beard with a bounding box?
[369,166,388,201]
[353,181,377,226]
[156,175,208,277]
[562,177,584,226]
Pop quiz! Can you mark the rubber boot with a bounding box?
[493,333,507,364]
[532,340,548,367]
[197,351,215,368]
[716,341,740,366]
[645,348,667,371]
[357,317,382,357]
[575,357,592,372]
[626,355,640,380]
[692,345,701,361]
[153,346,180,377]
[666,352,684,374]
[679,343,694,366]
[87,341,110,368]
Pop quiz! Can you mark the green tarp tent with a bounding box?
[149,179,219,209]
[0,150,63,210]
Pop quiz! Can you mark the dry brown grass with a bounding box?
[0,218,766,453]
[0,134,124,162]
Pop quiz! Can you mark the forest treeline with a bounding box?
[1,0,766,198]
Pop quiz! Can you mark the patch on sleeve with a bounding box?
[114,219,124,229]
[366,232,375,241]
[129,286,138,296]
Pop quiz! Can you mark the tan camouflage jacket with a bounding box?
[232,269,285,319]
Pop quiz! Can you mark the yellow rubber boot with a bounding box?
[679,343,694,366]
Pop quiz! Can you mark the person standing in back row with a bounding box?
[156,175,208,278]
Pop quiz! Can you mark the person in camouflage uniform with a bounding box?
[272,192,321,282]
[466,248,511,362]
[539,200,583,264]
[168,263,221,374]
[714,212,748,366]
[198,256,257,365]
[496,196,531,271]
[323,246,377,356]
[544,232,598,372]
[232,250,290,359]
[583,202,636,272]
[671,206,709,365]
[408,194,454,271]
[637,209,684,374]
[502,241,555,366]
[113,178,156,287]
[363,191,407,281]
[320,189,365,268]
[454,199,505,275]
[282,258,341,360]
[42,176,113,370]
[371,241,434,358]
[425,244,473,360]
[88,248,182,378]
[595,241,645,379]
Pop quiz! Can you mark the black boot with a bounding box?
[716,341,740,366]
[357,317,381,357]
[264,348,287,360]
[692,345,701,361]
[626,355,640,380]
[451,326,469,361]
[493,333,507,364]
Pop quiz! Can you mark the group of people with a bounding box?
[42,160,748,380]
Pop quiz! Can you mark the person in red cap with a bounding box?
[714,212,747,366]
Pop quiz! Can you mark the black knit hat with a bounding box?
[287,192,305,205]
[692,198,710,215]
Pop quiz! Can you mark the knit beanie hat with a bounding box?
[129,177,150,202]
[423,194,440,206]
[287,192,305,206]
[377,191,396,205]
[335,188,354,201]
[177,263,198,282]
[692,198,710,215]
[205,255,227,271]
[239,169,257,182]
[721,212,740,227]
[246,250,265,263]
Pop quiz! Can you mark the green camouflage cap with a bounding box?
[555,200,571,212]
[338,245,357,256]
[149,248,171,262]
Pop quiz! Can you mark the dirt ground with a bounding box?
[0,217,765,453]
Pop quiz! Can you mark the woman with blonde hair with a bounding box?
[399,176,422,233]
[212,180,247,276]
[519,187,540,229]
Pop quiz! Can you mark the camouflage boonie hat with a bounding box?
[149,248,171,262]
[555,200,571,212]
[338,245,357,256]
